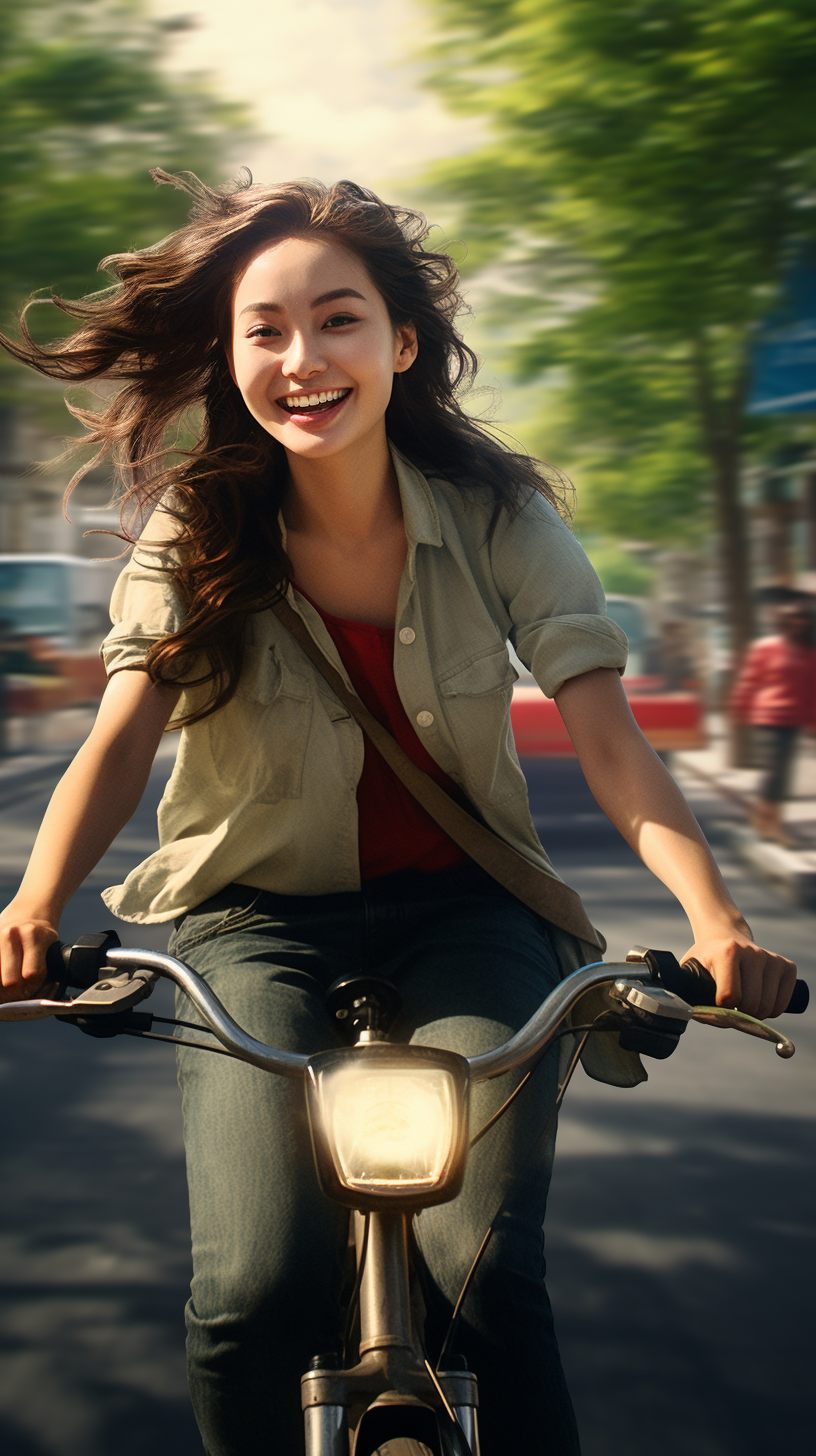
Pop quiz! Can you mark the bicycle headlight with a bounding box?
[305,1044,470,1209]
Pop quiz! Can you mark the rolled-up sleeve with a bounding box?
[100,519,186,677]
[489,491,629,696]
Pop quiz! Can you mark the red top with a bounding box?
[297,589,467,880]
[730,636,816,729]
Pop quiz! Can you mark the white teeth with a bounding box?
[282,388,348,410]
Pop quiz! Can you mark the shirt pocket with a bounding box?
[437,646,522,806]
[219,645,313,804]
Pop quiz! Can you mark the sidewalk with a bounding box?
[674,717,816,908]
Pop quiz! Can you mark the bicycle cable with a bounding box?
[341,1212,370,1368]
[121,1014,238,1057]
[121,1029,239,1055]
[468,1022,601,1148]
[435,1023,597,1372]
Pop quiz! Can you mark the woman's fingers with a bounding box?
[0,917,59,1002]
[770,956,799,1019]
[734,948,798,1020]
[682,936,798,1020]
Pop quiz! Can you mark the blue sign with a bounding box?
[748,261,816,414]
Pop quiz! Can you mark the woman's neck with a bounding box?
[283,433,401,546]
[281,432,407,626]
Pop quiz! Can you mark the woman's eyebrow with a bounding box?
[312,287,367,307]
[238,288,367,318]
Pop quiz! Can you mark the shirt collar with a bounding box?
[389,443,443,549]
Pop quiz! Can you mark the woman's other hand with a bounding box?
[681,928,798,1020]
[0,903,59,1003]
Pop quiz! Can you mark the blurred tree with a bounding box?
[0,0,250,424]
[420,0,816,667]
[579,540,656,598]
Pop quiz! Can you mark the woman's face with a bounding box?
[228,234,417,465]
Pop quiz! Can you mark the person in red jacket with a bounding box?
[730,598,816,844]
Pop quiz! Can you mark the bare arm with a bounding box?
[554,668,797,1020]
[0,670,180,1001]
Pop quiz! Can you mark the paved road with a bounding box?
[1,754,813,1456]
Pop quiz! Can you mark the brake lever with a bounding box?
[688,1006,795,1059]
[56,970,158,1014]
[0,970,158,1023]
[608,978,796,1058]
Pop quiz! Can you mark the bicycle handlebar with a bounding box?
[16,937,807,1079]
[94,946,655,1082]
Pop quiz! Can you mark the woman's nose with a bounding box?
[282,330,325,380]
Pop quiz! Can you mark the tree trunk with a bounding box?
[710,437,755,765]
[691,340,755,767]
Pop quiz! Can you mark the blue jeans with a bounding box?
[169,863,581,1455]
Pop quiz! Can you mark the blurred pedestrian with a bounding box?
[730,598,816,845]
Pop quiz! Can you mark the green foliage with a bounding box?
[418,0,816,549]
[519,302,710,542]
[582,541,656,598]
[0,0,252,405]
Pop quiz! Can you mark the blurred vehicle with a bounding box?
[0,555,118,715]
[510,594,706,758]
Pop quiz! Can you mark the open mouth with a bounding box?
[278,387,352,416]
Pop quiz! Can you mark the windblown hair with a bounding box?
[1,169,566,722]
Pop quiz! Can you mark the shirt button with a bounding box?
[399,627,416,645]
[416,710,434,728]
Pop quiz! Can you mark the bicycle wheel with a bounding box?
[371,1443,434,1455]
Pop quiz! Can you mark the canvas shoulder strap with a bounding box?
[272,596,604,950]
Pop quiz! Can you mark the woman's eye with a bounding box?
[246,324,280,339]
[323,313,358,329]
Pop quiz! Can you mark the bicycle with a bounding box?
[1,937,808,1456]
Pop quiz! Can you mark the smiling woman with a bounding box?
[227,237,417,463]
[0,168,797,1456]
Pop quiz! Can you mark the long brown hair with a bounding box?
[1,169,566,722]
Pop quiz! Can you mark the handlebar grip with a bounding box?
[45,932,121,990]
[786,979,809,1015]
[45,940,71,981]
[642,951,809,1015]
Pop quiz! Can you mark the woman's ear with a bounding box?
[393,322,418,374]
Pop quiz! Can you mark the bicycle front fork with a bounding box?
[302,1210,480,1454]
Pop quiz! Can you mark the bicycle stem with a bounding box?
[356,1211,414,1355]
